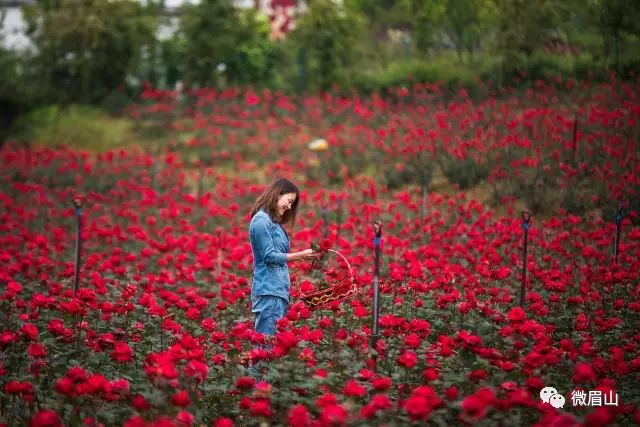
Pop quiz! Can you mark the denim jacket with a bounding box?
[249,209,290,301]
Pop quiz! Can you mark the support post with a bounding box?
[370,221,382,371]
[519,210,531,308]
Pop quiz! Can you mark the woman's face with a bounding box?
[277,192,297,218]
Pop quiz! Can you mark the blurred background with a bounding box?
[1,0,639,145]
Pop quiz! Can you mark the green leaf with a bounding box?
[459,348,476,366]
[504,370,527,383]
[477,320,493,340]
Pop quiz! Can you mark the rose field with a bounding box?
[1,76,640,426]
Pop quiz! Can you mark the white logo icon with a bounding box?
[549,394,566,408]
[540,387,565,408]
[540,387,558,403]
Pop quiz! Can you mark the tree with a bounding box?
[442,0,481,62]
[225,9,277,86]
[486,0,568,76]
[177,1,277,88]
[586,0,640,71]
[289,0,365,91]
[178,0,242,87]
[22,0,156,104]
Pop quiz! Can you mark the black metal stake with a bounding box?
[72,196,85,296]
[370,221,382,372]
[614,201,624,264]
[519,210,531,308]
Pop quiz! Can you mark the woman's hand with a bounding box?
[299,248,321,260]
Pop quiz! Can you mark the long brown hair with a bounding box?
[250,178,300,226]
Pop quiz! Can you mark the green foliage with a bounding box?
[100,91,134,117]
[179,0,243,86]
[487,0,569,60]
[585,0,640,69]
[226,9,278,86]
[380,148,435,191]
[0,48,28,143]
[11,105,135,152]
[438,155,489,190]
[348,54,496,96]
[340,50,640,97]
[178,0,276,88]
[441,0,482,60]
[1,0,639,114]
[288,0,366,91]
[158,36,188,88]
[22,0,156,104]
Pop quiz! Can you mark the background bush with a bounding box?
[11,105,135,152]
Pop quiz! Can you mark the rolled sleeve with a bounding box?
[251,219,288,266]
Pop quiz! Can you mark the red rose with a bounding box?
[573,362,596,383]
[318,316,332,328]
[404,395,434,421]
[123,415,146,427]
[250,399,273,417]
[445,386,459,400]
[29,409,62,427]
[288,404,311,427]
[21,323,38,341]
[28,343,47,358]
[213,418,234,427]
[371,376,392,391]
[184,360,208,383]
[423,368,438,382]
[412,386,442,408]
[276,331,299,352]
[461,387,495,421]
[5,380,32,395]
[315,393,338,408]
[320,404,347,425]
[235,376,255,390]
[361,403,378,420]
[371,394,392,409]
[84,374,108,395]
[404,333,422,349]
[507,307,525,323]
[110,341,133,363]
[353,306,368,318]
[404,386,442,421]
[171,390,191,407]
[319,238,333,251]
[132,394,151,411]
[343,379,367,398]
[0,331,17,346]
[398,351,418,369]
[54,377,74,397]
[175,410,194,427]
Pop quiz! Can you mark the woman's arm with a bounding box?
[251,218,321,265]
[251,219,288,266]
[287,249,318,262]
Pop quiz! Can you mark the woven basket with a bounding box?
[292,248,358,310]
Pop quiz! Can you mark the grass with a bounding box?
[10,104,137,153]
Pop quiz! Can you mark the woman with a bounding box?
[247,178,319,371]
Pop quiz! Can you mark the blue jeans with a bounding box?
[247,295,288,378]
[252,295,289,337]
